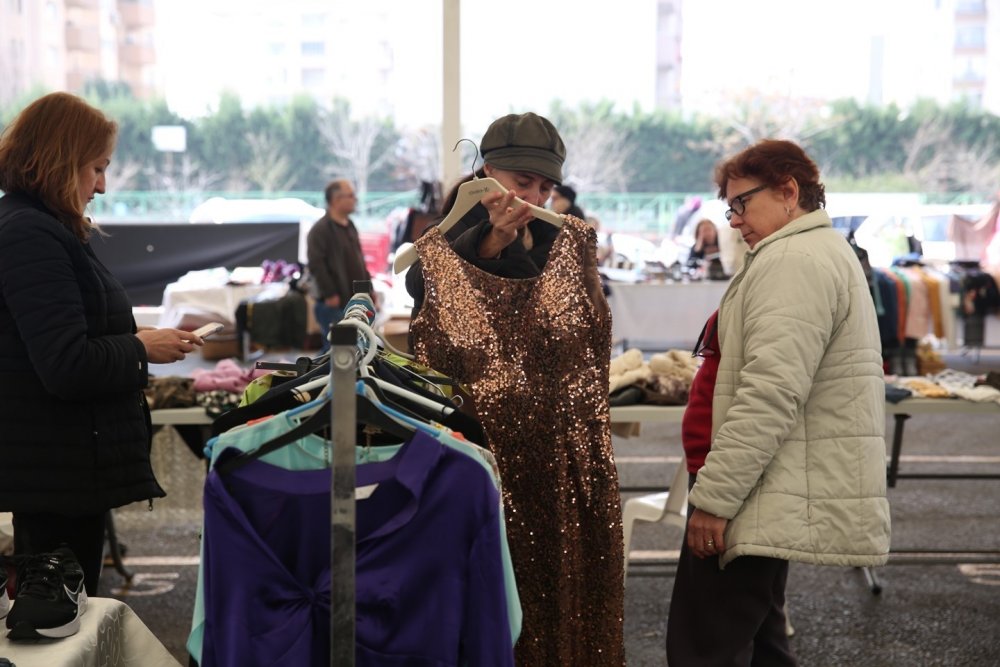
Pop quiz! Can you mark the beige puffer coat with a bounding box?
[689,209,891,568]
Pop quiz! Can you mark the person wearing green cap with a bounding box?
[405,112,625,665]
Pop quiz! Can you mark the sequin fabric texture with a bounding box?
[411,216,625,666]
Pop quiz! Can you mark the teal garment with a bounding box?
[188,402,521,663]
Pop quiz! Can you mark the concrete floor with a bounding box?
[98,349,1000,665]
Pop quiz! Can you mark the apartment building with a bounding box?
[0,0,156,107]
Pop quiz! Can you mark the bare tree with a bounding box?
[244,130,297,192]
[560,116,634,193]
[148,154,225,194]
[903,116,1000,194]
[394,125,442,186]
[705,91,833,156]
[317,102,396,197]
[110,159,146,191]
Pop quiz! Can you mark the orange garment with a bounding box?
[899,267,931,341]
[883,271,908,344]
[915,268,944,339]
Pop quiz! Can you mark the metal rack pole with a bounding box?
[329,324,357,666]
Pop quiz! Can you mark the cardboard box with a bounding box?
[380,316,411,355]
[200,335,241,361]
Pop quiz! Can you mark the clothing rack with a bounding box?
[329,280,376,666]
[329,323,357,666]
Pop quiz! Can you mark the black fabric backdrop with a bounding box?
[90,222,301,306]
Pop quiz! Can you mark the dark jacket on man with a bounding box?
[0,193,165,515]
[306,214,372,305]
[404,203,560,318]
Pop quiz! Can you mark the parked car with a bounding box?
[187,197,324,224]
[853,203,993,267]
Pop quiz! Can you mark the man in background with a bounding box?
[306,179,372,352]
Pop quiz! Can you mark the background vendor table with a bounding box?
[607,280,730,350]
[0,597,180,666]
[151,397,1000,489]
[884,396,1000,486]
[158,281,286,330]
[150,405,683,426]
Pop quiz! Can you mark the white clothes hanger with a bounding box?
[392,140,564,274]
[293,315,456,418]
[343,292,415,360]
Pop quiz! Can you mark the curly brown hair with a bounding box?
[714,139,826,213]
[0,92,118,239]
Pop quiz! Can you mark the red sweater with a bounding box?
[681,310,720,474]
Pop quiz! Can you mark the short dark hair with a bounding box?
[554,184,577,204]
[714,139,826,212]
[324,179,350,205]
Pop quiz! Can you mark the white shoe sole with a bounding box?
[35,590,87,639]
[7,590,87,640]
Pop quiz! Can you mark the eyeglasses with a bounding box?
[724,184,768,221]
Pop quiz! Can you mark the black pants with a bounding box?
[13,511,106,596]
[666,476,796,666]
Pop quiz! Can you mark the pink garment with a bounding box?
[949,212,995,263]
[191,359,263,395]
[900,267,932,340]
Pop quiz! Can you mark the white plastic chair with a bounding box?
[623,463,689,573]
[622,464,795,636]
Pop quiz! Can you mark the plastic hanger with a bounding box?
[287,315,455,421]
[392,140,564,274]
[216,380,417,476]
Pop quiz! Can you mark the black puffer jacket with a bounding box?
[0,194,165,515]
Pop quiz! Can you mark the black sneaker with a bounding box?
[5,546,87,640]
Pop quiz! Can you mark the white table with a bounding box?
[151,397,1000,487]
[149,405,684,427]
[884,396,1000,486]
[158,279,287,330]
[607,280,730,350]
[0,597,180,666]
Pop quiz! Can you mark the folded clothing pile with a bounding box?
[609,348,701,406]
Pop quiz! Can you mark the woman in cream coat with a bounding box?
[668,139,890,665]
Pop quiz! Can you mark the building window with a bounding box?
[302,13,326,27]
[955,0,985,14]
[953,90,982,108]
[301,41,324,57]
[301,67,324,87]
[952,56,986,82]
[954,24,985,49]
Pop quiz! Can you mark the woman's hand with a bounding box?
[477,190,534,258]
[136,327,203,364]
[687,507,728,559]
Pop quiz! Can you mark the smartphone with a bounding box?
[191,322,224,340]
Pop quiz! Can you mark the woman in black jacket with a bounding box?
[0,92,204,601]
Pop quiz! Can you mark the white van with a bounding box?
[852,202,993,267]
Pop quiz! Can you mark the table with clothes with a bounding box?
[157,268,288,332]
[884,369,1000,485]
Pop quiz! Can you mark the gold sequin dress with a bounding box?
[410,215,625,666]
